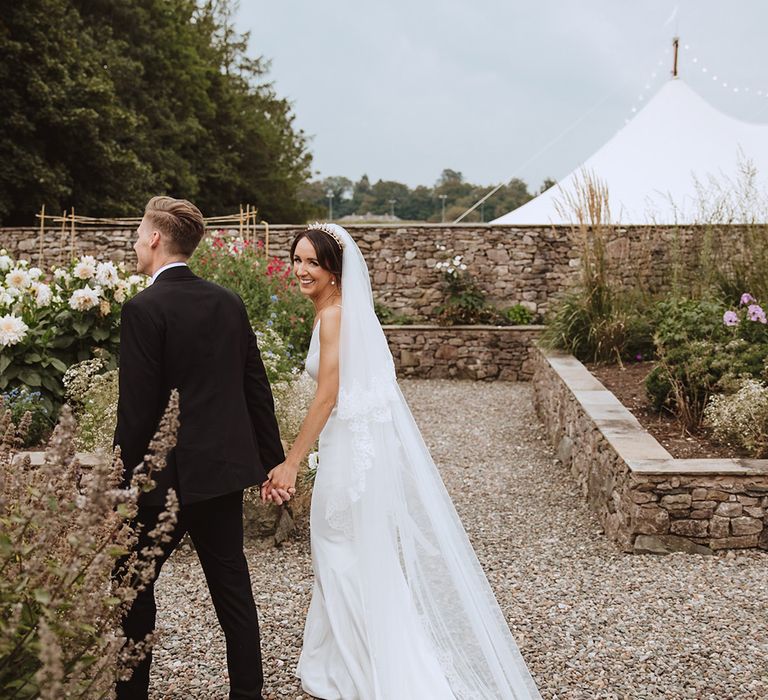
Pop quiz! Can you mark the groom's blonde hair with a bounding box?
[144,196,205,257]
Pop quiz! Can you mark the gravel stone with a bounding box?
[150,380,768,699]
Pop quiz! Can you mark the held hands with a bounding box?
[260,461,298,505]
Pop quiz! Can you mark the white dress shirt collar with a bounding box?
[149,261,188,285]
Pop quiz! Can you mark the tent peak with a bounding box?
[672,37,680,79]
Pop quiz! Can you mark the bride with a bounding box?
[261,223,541,700]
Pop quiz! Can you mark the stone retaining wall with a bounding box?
[383,325,544,381]
[533,348,768,554]
[4,223,763,322]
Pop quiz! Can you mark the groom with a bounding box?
[114,196,286,699]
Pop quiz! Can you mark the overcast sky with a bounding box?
[238,1,768,191]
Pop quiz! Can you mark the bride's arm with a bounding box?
[262,305,341,501]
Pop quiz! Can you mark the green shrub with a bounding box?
[0,386,55,447]
[623,313,656,361]
[645,364,674,412]
[433,254,496,325]
[0,251,144,409]
[502,304,534,325]
[647,294,768,429]
[651,296,730,348]
[646,340,723,428]
[704,378,768,457]
[374,301,413,325]
[63,357,118,452]
[646,338,768,430]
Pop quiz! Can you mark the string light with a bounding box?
[680,41,768,103]
[620,41,768,127]
[622,43,671,126]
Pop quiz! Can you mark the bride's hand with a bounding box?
[261,462,298,504]
[260,480,291,505]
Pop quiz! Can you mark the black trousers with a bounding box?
[116,490,263,700]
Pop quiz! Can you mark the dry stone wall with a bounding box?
[4,223,758,322]
[383,325,543,381]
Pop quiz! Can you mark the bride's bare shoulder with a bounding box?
[319,304,342,324]
[318,304,341,339]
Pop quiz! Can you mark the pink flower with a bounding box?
[740,292,756,306]
[723,310,740,327]
[747,304,767,324]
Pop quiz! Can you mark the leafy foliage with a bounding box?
[645,295,768,430]
[501,304,534,325]
[705,378,768,458]
[0,252,145,409]
[0,386,55,447]
[435,270,496,325]
[189,233,314,360]
[374,302,414,326]
[0,0,312,224]
[300,169,539,222]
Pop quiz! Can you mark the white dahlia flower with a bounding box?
[33,282,53,308]
[95,261,119,288]
[53,268,71,283]
[6,268,32,290]
[69,286,100,311]
[0,314,28,347]
[73,255,97,280]
[114,281,128,303]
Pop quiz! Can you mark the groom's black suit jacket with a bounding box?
[114,265,284,507]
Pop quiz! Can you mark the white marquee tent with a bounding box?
[491,78,768,225]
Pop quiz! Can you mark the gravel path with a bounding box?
[151,380,768,700]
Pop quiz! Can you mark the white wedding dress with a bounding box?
[295,225,541,700]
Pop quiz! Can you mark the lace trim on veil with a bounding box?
[325,375,399,533]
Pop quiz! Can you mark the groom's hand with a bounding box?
[261,461,298,505]
[260,479,293,505]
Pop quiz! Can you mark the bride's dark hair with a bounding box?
[290,229,343,287]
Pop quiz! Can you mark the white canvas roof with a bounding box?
[492,78,768,225]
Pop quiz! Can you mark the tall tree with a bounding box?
[0,0,313,224]
[299,171,534,223]
[0,0,152,222]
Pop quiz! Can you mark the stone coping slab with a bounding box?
[13,451,106,467]
[382,324,545,331]
[541,348,768,475]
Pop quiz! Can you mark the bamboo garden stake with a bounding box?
[70,207,76,261]
[38,204,45,267]
[59,211,66,266]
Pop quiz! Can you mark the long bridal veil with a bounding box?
[327,223,541,699]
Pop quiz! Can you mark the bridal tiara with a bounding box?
[306,222,344,250]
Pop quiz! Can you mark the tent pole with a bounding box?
[672,37,679,78]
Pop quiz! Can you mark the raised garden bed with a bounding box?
[534,347,768,555]
[587,360,747,460]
